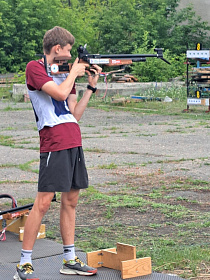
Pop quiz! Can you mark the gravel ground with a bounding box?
[0,101,209,199]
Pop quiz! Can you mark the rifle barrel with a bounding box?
[86,54,162,59]
[0,203,34,216]
[77,45,170,64]
[161,58,171,65]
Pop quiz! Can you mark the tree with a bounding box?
[0,0,209,79]
[0,0,62,72]
[93,0,210,55]
[0,0,16,72]
[92,0,143,53]
[165,5,210,53]
[131,33,186,82]
[58,0,97,57]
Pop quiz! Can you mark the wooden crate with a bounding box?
[0,213,45,241]
[87,243,151,279]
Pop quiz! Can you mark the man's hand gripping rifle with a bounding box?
[49,44,170,75]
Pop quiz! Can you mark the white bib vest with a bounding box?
[28,72,77,131]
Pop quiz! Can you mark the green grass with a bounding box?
[98,163,118,169]
[87,86,210,120]
[38,173,210,279]
[0,135,15,147]
[83,148,107,153]
[0,160,39,175]
[0,86,12,100]
[0,134,39,150]
[139,243,209,278]
[17,198,35,205]
[73,177,210,278]
[18,160,39,174]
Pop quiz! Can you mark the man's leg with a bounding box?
[14,192,54,280]
[60,189,80,246]
[59,189,97,276]
[22,192,55,250]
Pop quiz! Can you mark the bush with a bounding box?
[131,34,186,82]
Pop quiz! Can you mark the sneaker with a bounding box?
[60,256,97,276]
[13,263,39,280]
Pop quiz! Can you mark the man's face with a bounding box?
[54,44,72,61]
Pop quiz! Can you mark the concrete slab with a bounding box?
[0,167,38,182]
[0,146,39,165]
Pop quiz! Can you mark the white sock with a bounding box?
[63,244,75,261]
[20,249,32,265]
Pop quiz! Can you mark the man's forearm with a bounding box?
[68,89,93,121]
[42,71,77,101]
[59,72,77,98]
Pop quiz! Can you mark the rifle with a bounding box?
[0,194,56,241]
[0,194,56,220]
[48,44,170,75]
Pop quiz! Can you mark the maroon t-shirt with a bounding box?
[26,60,81,153]
[26,60,53,90]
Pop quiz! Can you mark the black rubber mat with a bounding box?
[0,231,63,263]
[0,232,185,280]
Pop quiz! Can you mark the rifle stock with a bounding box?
[1,209,30,220]
[50,59,135,74]
[0,194,56,218]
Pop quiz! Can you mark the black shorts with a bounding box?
[38,147,88,192]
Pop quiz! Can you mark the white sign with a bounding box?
[187,98,201,105]
[186,50,209,59]
[187,98,209,106]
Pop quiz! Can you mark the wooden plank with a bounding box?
[86,250,102,268]
[101,243,136,270]
[117,243,136,262]
[0,214,45,241]
[121,257,152,279]
[101,250,121,270]
[201,99,210,106]
[87,247,117,268]
[0,215,28,234]
[87,243,152,279]
[37,224,46,240]
[103,247,117,253]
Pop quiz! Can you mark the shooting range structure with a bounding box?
[186,47,210,112]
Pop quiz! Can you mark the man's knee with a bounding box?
[61,189,80,209]
[34,192,54,215]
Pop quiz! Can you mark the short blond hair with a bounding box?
[43,26,75,54]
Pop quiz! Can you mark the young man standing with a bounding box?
[14,26,102,280]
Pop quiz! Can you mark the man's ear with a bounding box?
[54,44,61,54]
